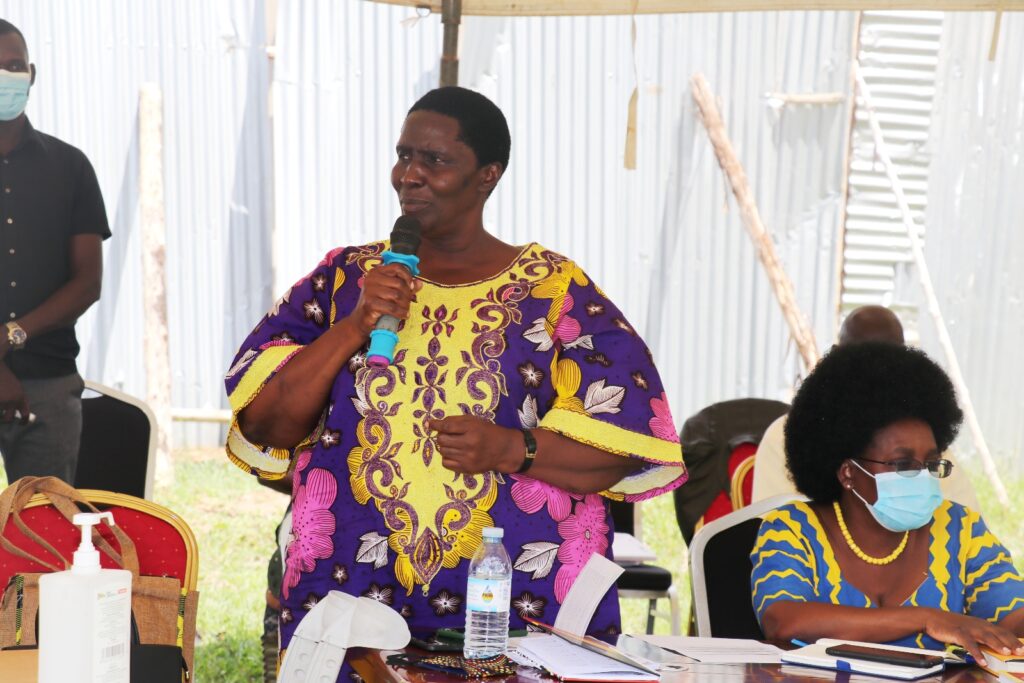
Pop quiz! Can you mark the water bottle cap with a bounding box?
[482,526,504,539]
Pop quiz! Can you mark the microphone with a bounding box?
[366,216,422,368]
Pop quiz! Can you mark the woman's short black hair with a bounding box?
[785,342,963,503]
[409,86,510,172]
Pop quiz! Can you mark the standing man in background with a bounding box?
[0,19,110,483]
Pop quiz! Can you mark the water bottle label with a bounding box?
[466,577,510,613]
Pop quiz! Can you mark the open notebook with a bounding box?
[507,619,659,681]
[510,634,659,682]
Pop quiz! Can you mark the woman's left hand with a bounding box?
[428,415,524,474]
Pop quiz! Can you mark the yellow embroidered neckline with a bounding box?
[414,242,536,288]
[833,501,909,566]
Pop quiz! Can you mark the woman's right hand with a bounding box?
[349,263,422,337]
[922,609,1024,665]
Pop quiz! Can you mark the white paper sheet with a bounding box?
[629,634,784,664]
[553,553,624,636]
[612,532,658,565]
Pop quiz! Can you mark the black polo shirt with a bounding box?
[1,118,110,379]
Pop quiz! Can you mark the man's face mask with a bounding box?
[849,459,943,532]
[0,69,31,121]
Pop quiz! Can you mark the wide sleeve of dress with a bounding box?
[750,506,819,627]
[223,247,348,479]
[530,261,686,501]
[960,506,1024,622]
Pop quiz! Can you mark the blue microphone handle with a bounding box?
[366,250,420,367]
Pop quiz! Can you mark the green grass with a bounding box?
[3,452,1022,681]
[964,467,1024,574]
[152,451,288,683]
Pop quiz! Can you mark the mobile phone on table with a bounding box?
[824,644,944,668]
[435,627,465,642]
[408,630,464,652]
[435,626,528,642]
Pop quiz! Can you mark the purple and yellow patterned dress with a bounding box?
[224,241,687,662]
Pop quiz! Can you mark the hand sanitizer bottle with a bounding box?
[39,511,132,683]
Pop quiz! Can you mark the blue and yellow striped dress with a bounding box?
[750,500,1024,649]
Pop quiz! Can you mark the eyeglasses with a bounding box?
[856,457,954,479]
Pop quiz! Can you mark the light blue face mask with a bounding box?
[850,459,943,532]
[0,69,31,122]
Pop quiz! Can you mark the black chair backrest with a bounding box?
[75,392,151,498]
[608,499,634,535]
[703,517,765,639]
[673,398,789,544]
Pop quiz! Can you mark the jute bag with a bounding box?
[0,476,198,673]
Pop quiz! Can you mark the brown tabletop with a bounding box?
[350,648,1002,683]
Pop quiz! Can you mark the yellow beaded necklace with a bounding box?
[833,501,909,565]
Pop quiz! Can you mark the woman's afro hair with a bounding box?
[784,342,963,503]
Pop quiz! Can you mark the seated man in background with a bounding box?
[751,342,1024,665]
[751,305,977,509]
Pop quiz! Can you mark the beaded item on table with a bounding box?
[387,652,519,679]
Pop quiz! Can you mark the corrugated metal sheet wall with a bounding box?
[921,11,1024,468]
[6,3,1019,465]
[841,10,943,333]
[5,0,273,446]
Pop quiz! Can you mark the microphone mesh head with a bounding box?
[390,216,422,255]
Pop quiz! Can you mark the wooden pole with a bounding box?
[988,9,1003,61]
[690,73,820,372]
[139,84,174,487]
[440,0,462,86]
[853,65,1010,506]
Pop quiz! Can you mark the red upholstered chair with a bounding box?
[0,488,198,672]
[691,441,758,534]
[672,398,789,545]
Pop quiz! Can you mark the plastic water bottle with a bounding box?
[464,526,512,659]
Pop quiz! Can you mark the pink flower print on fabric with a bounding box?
[553,494,609,603]
[510,474,575,522]
[552,292,581,346]
[282,455,338,599]
[291,449,312,495]
[648,392,680,444]
[317,247,346,267]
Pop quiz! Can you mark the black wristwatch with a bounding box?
[515,429,538,474]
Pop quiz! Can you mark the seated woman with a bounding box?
[751,342,1024,664]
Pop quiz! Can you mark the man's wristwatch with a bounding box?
[5,321,27,349]
[515,429,538,474]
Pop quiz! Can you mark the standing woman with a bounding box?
[751,342,1024,665]
[225,87,686,675]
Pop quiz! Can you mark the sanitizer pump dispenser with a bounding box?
[39,511,132,683]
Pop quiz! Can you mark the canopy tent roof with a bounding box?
[371,0,1015,16]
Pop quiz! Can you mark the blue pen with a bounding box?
[791,639,809,648]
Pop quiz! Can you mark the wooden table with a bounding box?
[350,648,1002,682]
[1,645,1002,682]
[0,649,35,682]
